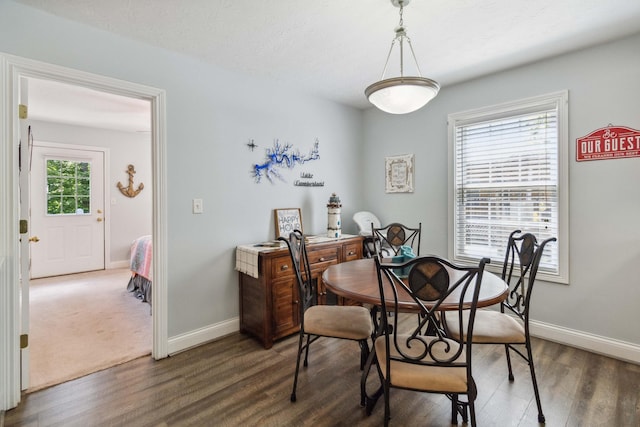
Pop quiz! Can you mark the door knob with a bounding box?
[29,236,40,242]
[97,217,103,222]
[97,209,103,214]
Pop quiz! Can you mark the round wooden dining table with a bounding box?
[322,258,508,311]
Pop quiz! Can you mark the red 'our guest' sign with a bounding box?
[576,125,640,162]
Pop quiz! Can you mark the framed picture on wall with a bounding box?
[385,154,414,193]
[274,208,303,239]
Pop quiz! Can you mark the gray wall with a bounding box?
[0,1,364,337]
[362,33,640,345]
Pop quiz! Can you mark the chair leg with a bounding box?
[303,334,312,367]
[526,340,546,423]
[450,394,458,424]
[364,356,385,416]
[361,342,378,407]
[290,332,305,402]
[383,381,391,427]
[468,380,478,427]
[359,339,370,371]
[449,393,470,424]
[468,399,477,427]
[504,344,515,381]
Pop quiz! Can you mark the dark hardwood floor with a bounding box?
[2,313,639,426]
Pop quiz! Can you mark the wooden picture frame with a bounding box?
[385,154,414,193]
[274,208,303,239]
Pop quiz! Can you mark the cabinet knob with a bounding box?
[319,257,326,262]
[281,265,288,271]
[348,251,355,255]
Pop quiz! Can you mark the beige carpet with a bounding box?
[28,268,152,392]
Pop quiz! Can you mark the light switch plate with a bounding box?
[192,198,203,214]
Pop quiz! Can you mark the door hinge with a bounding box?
[20,334,28,349]
[19,219,28,234]
[19,104,28,119]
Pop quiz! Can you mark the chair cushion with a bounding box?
[445,309,526,344]
[374,335,468,393]
[304,305,373,340]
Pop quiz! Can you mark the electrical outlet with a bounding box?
[192,198,203,214]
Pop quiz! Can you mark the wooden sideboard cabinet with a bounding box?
[238,235,363,349]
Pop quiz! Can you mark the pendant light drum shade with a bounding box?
[365,76,439,114]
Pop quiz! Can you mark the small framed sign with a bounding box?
[576,124,640,161]
[274,208,303,238]
[385,154,414,193]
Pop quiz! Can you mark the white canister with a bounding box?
[327,193,342,238]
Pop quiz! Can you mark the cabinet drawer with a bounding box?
[307,247,339,266]
[343,243,361,261]
[271,255,294,279]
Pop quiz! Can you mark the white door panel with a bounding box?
[18,78,31,390]
[30,145,105,279]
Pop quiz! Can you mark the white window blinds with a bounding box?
[451,96,565,277]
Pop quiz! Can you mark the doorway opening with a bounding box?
[0,54,168,408]
[24,78,154,391]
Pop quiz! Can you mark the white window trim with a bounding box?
[447,90,569,284]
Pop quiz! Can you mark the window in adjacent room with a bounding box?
[46,159,91,215]
[448,91,568,284]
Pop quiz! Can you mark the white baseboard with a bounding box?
[529,319,640,365]
[167,317,240,355]
[108,260,130,269]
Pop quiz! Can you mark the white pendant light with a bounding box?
[365,0,439,114]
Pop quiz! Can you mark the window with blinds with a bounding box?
[448,91,568,283]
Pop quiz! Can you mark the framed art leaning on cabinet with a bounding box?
[274,208,303,238]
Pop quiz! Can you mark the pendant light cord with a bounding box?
[378,1,423,80]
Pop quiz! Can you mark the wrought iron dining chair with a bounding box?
[363,255,490,426]
[371,222,423,328]
[279,230,374,403]
[443,230,556,423]
[371,222,421,258]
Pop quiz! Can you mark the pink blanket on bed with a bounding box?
[130,235,152,280]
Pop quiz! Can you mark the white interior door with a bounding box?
[30,144,105,279]
[18,78,31,390]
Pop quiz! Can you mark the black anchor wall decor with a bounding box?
[117,164,144,198]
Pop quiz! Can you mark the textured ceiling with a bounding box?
[15,0,640,130]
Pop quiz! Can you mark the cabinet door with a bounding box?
[272,277,300,339]
[315,269,337,305]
